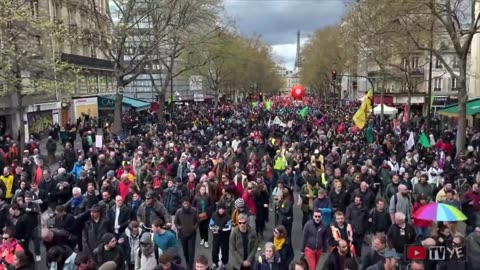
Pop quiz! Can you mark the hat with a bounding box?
[90,205,102,213]
[145,191,156,199]
[235,198,245,209]
[140,233,152,244]
[101,233,115,244]
[383,249,400,259]
[217,202,226,210]
[107,170,115,177]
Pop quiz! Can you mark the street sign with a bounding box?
[189,76,203,91]
[194,94,205,102]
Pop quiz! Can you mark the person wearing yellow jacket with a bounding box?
[273,150,287,186]
[0,167,13,200]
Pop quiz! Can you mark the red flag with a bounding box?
[337,122,345,133]
[403,104,409,123]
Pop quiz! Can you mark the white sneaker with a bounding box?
[35,255,41,262]
[200,239,205,246]
[204,241,209,248]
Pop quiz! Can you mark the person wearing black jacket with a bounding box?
[93,233,125,270]
[10,203,38,252]
[323,239,358,270]
[345,195,369,257]
[107,195,132,236]
[369,199,392,235]
[50,205,76,234]
[386,212,416,256]
[24,192,42,261]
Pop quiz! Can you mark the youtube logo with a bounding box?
[407,246,427,260]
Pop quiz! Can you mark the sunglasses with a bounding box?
[314,215,322,218]
[247,187,252,190]
[238,221,247,225]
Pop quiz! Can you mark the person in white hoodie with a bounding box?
[120,220,143,270]
[135,232,158,270]
[427,160,443,187]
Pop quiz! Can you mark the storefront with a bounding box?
[73,97,99,123]
[24,101,62,140]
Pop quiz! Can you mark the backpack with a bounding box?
[137,245,159,268]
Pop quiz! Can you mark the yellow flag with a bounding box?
[353,90,373,129]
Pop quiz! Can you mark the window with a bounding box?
[452,77,458,91]
[411,57,419,69]
[434,78,441,91]
[435,57,442,68]
[453,56,459,68]
[401,57,408,69]
[67,8,75,25]
[30,0,39,18]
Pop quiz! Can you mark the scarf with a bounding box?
[72,196,84,207]
[273,236,285,251]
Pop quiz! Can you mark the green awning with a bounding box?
[99,96,150,110]
[438,98,480,116]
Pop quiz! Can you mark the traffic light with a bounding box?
[331,70,337,81]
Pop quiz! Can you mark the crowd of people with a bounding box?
[0,98,478,270]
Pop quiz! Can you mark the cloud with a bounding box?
[224,0,346,69]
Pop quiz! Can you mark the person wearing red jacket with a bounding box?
[216,174,239,200]
[413,196,433,241]
[242,182,257,216]
[463,183,480,233]
[117,174,132,200]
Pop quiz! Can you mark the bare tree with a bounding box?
[152,0,223,123]
[347,0,480,152]
[89,0,181,133]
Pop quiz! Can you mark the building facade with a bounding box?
[0,0,116,141]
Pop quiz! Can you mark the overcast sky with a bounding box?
[224,0,347,70]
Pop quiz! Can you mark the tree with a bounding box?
[346,0,480,152]
[184,31,282,102]
[300,25,355,99]
[342,2,434,119]
[89,0,181,133]
[0,0,79,148]
[149,0,223,123]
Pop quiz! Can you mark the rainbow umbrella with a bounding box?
[413,203,467,222]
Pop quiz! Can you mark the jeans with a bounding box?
[180,233,196,270]
[304,247,322,270]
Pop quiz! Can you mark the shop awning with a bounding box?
[99,96,150,110]
[437,98,480,116]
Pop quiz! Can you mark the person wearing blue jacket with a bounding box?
[313,188,333,226]
[209,202,232,269]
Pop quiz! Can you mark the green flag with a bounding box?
[418,132,431,148]
[298,106,309,119]
[252,101,258,108]
[168,96,173,104]
[265,100,272,111]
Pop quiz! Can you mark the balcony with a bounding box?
[410,68,424,76]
